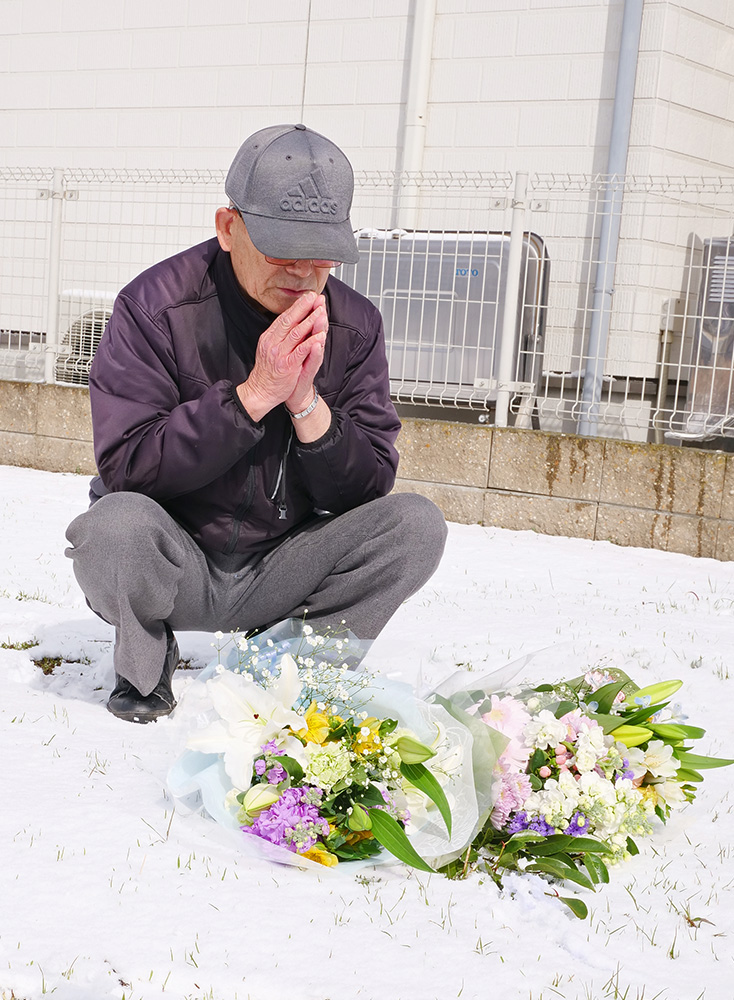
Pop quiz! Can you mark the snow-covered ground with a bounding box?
[1,464,732,1000]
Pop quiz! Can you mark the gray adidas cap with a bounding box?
[225,124,360,265]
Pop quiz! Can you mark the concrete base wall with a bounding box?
[0,381,96,475]
[394,419,734,561]
[2,381,733,560]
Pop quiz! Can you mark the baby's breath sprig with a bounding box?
[212,617,374,717]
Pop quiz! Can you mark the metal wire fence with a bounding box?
[1,166,732,445]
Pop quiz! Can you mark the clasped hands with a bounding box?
[237,292,331,439]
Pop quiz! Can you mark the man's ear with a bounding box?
[215,207,236,252]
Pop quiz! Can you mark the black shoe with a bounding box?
[107,626,179,723]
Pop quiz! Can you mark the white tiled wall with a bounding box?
[627,1,734,176]
[1,1,732,179]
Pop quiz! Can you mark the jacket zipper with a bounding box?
[269,426,294,520]
[223,424,294,554]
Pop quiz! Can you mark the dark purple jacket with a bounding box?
[89,238,400,557]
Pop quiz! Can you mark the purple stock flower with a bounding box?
[506,811,557,837]
[266,763,287,784]
[528,817,556,836]
[261,739,284,756]
[254,759,267,776]
[563,811,589,836]
[243,786,328,853]
[507,811,531,834]
[378,787,398,813]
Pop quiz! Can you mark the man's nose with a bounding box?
[284,259,316,276]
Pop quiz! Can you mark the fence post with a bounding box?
[494,171,527,428]
[43,167,64,385]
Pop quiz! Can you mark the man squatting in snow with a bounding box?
[65,123,447,724]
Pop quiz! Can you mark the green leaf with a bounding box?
[675,751,734,770]
[526,857,595,891]
[554,700,577,719]
[619,702,670,727]
[583,855,599,884]
[626,836,639,856]
[501,831,547,854]
[551,865,595,892]
[586,711,627,735]
[563,836,613,855]
[529,748,548,770]
[332,838,382,861]
[400,762,452,836]
[593,679,628,714]
[675,767,704,783]
[558,896,588,919]
[529,774,543,791]
[379,718,398,737]
[526,835,574,856]
[357,783,388,807]
[366,808,435,872]
[584,854,610,884]
[277,756,304,783]
[526,858,569,879]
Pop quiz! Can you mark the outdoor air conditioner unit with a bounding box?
[340,230,549,405]
[54,290,115,386]
[667,237,734,441]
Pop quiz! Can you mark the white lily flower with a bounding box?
[186,653,307,790]
[654,778,687,808]
[639,740,678,779]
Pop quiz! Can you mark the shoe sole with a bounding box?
[106,700,176,723]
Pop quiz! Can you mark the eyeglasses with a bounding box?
[263,255,341,269]
[229,206,341,268]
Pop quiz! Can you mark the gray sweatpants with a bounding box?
[65,491,447,696]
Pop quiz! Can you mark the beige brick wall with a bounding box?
[1,381,732,560]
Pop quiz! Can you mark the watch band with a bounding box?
[286,388,319,420]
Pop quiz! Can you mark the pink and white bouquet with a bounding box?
[435,667,733,914]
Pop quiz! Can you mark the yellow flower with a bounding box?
[300,845,339,867]
[354,717,383,756]
[640,784,660,807]
[294,702,331,745]
[344,829,374,847]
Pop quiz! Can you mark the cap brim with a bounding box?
[241,211,360,265]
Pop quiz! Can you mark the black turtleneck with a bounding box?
[211,247,275,372]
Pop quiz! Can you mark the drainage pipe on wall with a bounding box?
[578,0,644,438]
[495,172,529,428]
[398,0,437,229]
[43,167,64,386]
